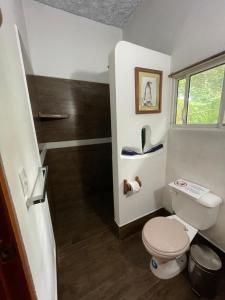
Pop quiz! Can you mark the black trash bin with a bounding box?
[188,244,222,298]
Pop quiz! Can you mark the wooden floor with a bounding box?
[57,231,225,300]
[46,147,225,300]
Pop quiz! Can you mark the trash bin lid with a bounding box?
[190,244,222,272]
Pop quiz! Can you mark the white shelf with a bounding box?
[120,148,164,160]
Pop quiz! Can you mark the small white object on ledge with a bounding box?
[169,178,209,199]
[168,178,222,208]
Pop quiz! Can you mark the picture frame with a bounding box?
[135,67,163,114]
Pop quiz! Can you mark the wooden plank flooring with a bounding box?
[46,146,225,300]
[56,230,225,300]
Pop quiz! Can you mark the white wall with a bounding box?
[123,0,225,251]
[171,0,225,71]
[165,0,225,252]
[22,0,122,83]
[0,0,56,298]
[123,0,225,72]
[123,0,195,55]
[165,129,225,251]
[109,41,171,226]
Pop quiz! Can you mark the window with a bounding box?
[174,63,225,127]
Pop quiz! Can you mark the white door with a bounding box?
[0,2,57,299]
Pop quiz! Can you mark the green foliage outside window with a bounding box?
[175,64,225,125]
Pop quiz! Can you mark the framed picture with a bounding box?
[135,67,162,114]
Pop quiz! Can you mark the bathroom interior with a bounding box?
[1,0,225,299]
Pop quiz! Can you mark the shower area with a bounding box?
[27,74,114,294]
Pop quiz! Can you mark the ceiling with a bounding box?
[34,0,142,28]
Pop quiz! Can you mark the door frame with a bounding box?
[0,157,37,299]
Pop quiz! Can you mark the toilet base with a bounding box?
[150,254,187,279]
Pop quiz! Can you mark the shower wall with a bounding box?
[27,75,111,143]
[27,75,113,228]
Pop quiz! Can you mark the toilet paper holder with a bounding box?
[124,176,142,194]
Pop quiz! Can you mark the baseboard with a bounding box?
[115,208,170,240]
[198,232,225,254]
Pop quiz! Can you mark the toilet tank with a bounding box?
[169,180,223,230]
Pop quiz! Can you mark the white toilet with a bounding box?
[142,179,223,279]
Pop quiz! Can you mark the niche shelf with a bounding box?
[121,146,164,160]
[121,125,164,159]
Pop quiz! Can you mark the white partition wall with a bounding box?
[109,41,171,226]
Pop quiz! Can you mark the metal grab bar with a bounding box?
[26,166,48,209]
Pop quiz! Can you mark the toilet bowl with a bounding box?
[142,215,197,279]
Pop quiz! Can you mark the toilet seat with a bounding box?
[142,217,190,259]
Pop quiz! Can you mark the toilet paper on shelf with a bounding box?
[129,181,141,193]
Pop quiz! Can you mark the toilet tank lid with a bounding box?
[168,179,223,208]
[198,192,222,208]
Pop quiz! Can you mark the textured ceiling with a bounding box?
[34,0,142,28]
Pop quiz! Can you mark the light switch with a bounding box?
[19,168,29,198]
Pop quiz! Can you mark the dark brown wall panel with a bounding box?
[28,76,114,245]
[27,75,111,143]
[45,144,113,240]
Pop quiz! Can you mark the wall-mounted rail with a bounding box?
[26,166,48,209]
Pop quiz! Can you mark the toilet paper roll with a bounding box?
[129,181,141,193]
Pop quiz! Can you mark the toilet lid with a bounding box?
[142,217,190,255]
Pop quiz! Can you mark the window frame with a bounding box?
[171,59,225,129]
